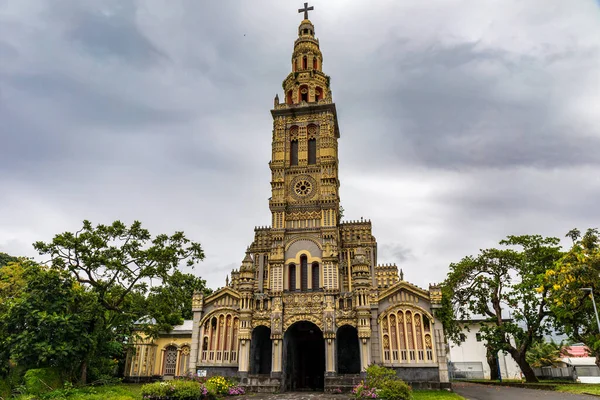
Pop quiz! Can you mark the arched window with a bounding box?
[299,85,308,102]
[315,87,322,101]
[303,55,307,69]
[164,346,178,375]
[290,140,298,166]
[311,262,319,290]
[313,57,318,70]
[300,255,308,291]
[289,264,296,291]
[286,90,293,105]
[179,346,190,376]
[308,138,316,165]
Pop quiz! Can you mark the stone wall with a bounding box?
[196,366,239,378]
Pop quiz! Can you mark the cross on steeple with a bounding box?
[298,2,314,20]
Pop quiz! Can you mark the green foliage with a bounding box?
[545,228,600,365]
[12,383,143,400]
[205,376,233,395]
[412,391,464,400]
[141,380,209,399]
[378,379,413,400]
[145,271,211,336]
[5,263,96,378]
[365,364,397,389]
[526,340,562,368]
[32,220,205,383]
[440,234,563,382]
[361,365,412,400]
[0,377,11,399]
[0,252,18,268]
[23,368,63,395]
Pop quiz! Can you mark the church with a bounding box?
[125,4,450,392]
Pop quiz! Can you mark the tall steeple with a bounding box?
[267,3,341,293]
[280,4,332,105]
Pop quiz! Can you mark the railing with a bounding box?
[200,350,237,364]
[383,349,434,363]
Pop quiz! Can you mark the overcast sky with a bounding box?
[1,0,600,290]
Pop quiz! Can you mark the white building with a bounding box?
[447,320,522,380]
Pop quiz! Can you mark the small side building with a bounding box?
[124,320,193,381]
[447,320,522,380]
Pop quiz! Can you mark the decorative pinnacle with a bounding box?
[298,2,314,20]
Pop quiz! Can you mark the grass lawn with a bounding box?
[556,383,600,396]
[11,384,466,400]
[14,383,144,400]
[413,390,465,400]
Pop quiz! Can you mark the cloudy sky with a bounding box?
[1,0,600,290]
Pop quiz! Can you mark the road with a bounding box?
[453,382,595,400]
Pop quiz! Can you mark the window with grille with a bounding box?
[164,346,178,375]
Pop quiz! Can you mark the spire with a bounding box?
[278,3,333,106]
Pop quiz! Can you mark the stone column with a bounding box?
[189,292,204,372]
[238,338,251,375]
[434,325,449,383]
[271,297,283,378]
[325,337,336,373]
[370,300,381,364]
[359,338,371,372]
[271,339,282,376]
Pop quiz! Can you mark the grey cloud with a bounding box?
[336,39,600,170]
[378,243,413,264]
[5,72,189,128]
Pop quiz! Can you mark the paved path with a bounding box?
[237,393,349,400]
[453,382,595,400]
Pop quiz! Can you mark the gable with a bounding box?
[203,287,240,309]
[378,281,430,305]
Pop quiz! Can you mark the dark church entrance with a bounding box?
[250,326,272,374]
[283,321,325,391]
[336,325,361,374]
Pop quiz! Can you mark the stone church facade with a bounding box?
[125,5,449,392]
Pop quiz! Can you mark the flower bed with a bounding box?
[141,375,244,400]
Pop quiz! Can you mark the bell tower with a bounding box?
[269,5,340,232]
[269,3,341,293]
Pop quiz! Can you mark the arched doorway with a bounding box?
[283,321,325,391]
[337,325,360,374]
[250,326,272,374]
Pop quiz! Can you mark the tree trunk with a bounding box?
[486,347,500,380]
[80,359,88,384]
[508,349,538,383]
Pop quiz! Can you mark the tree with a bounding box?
[525,340,562,368]
[4,262,96,377]
[0,251,18,267]
[545,228,600,368]
[440,235,563,382]
[0,259,28,376]
[33,220,205,383]
[145,270,212,336]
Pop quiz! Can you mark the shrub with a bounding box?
[228,385,245,396]
[365,364,397,389]
[141,380,212,400]
[23,368,63,395]
[0,378,11,399]
[352,382,378,398]
[378,379,412,400]
[205,376,232,396]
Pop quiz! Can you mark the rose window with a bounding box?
[294,180,312,196]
